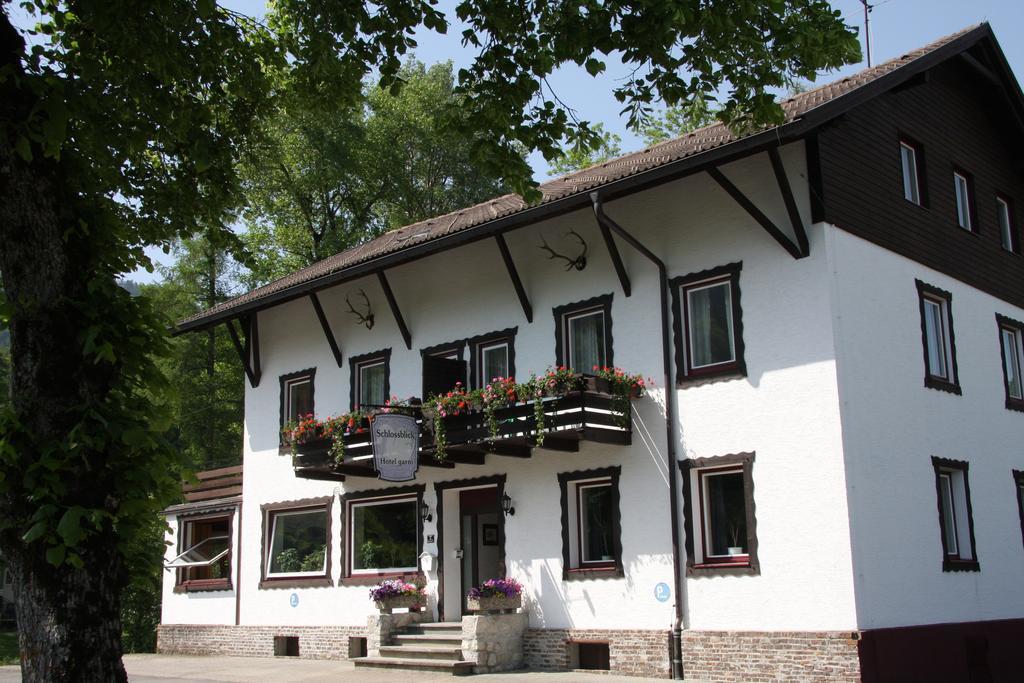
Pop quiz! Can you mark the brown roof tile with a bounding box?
[178,24,988,331]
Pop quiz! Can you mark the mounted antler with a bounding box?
[345,289,375,330]
[539,229,588,271]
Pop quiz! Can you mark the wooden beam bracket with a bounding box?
[226,315,261,388]
[767,148,810,258]
[377,271,412,350]
[595,217,631,297]
[494,234,533,322]
[309,292,344,367]
[707,166,804,260]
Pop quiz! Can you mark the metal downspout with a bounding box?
[590,192,685,680]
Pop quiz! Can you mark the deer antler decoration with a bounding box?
[345,289,375,330]
[539,230,588,271]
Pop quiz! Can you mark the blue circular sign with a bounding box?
[289,592,299,608]
[654,582,671,603]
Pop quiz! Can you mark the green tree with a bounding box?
[241,59,509,286]
[641,98,722,146]
[549,123,622,175]
[0,0,858,678]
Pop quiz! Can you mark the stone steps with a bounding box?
[379,645,464,660]
[354,656,476,675]
[354,620,472,676]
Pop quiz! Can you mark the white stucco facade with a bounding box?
[159,140,1022,643]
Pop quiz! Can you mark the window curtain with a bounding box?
[570,313,604,371]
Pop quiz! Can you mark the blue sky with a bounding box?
[38,0,1015,282]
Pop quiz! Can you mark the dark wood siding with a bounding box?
[818,58,1024,309]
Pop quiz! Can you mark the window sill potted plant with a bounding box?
[369,578,426,614]
[466,577,523,614]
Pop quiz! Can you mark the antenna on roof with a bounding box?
[860,1,873,67]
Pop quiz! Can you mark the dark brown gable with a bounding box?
[816,56,1024,309]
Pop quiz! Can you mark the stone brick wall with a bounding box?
[463,612,529,673]
[523,628,671,678]
[157,624,365,660]
[681,630,861,682]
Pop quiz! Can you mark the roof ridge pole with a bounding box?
[377,270,412,350]
[590,192,684,680]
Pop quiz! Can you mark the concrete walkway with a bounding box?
[0,654,679,683]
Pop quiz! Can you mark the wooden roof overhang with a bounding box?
[171,25,1020,390]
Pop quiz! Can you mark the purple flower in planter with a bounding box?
[467,577,523,600]
[369,579,422,602]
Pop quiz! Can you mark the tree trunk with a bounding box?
[0,13,128,682]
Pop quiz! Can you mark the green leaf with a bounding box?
[45,544,66,566]
[57,507,87,546]
[585,58,605,76]
[23,520,48,544]
[14,136,32,162]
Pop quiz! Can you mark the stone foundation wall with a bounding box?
[463,612,529,673]
[157,624,365,660]
[523,628,671,678]
[681,630,861,682]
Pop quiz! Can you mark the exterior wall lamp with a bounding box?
[501,493,515,517]
[420,501,432,523]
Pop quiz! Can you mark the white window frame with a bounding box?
[564,308,607,372]
[283,375,312,424]
[684,277,736,371]
[1001,326,1023,401]
[900,141,920,204]
[575,480,615,566]
[355,359,387,410]
[347,495,419,576]
[922,295,952,381]
[954,171,972,230]
[997,196,1015,252]
[265,508,329,579]
[478,340,510,386]
[165,535,231,569]
[698,466,749,563]
[936,467,973,563]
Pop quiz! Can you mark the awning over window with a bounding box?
[165,535,230,569]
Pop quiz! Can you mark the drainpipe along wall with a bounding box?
[591,193,685,680]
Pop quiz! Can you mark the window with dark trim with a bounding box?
[340,485,424,583]
[557,467,622,580]
[260,497,333,589]
[421,340,466,399]
[915,280,960,394]
[279,368,315,430]
[169,513,233,592]
[996,194,1018,253]
[468,328,517,388]
[996,314,1024,412]
[900,139,923,205]
[931,457,978,572]
[553,295,613,372]
[680,453,758,576]
[349,349,391,410]
[671,263,745,385]
[1013,470,1024,550]
[953,169,976,232]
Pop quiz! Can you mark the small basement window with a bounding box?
[274,636,300,657]
[572,642,610,671]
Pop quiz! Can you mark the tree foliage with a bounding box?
[0,0,858,677]
[549,123,622,176]
[241,59,510,286]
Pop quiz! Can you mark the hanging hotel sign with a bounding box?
[371,413,420,482]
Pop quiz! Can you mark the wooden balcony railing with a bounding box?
[292,389,633,481]
[182,465,243,502]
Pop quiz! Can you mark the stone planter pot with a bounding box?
[374,594,422,614]
[467,593,522,614]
